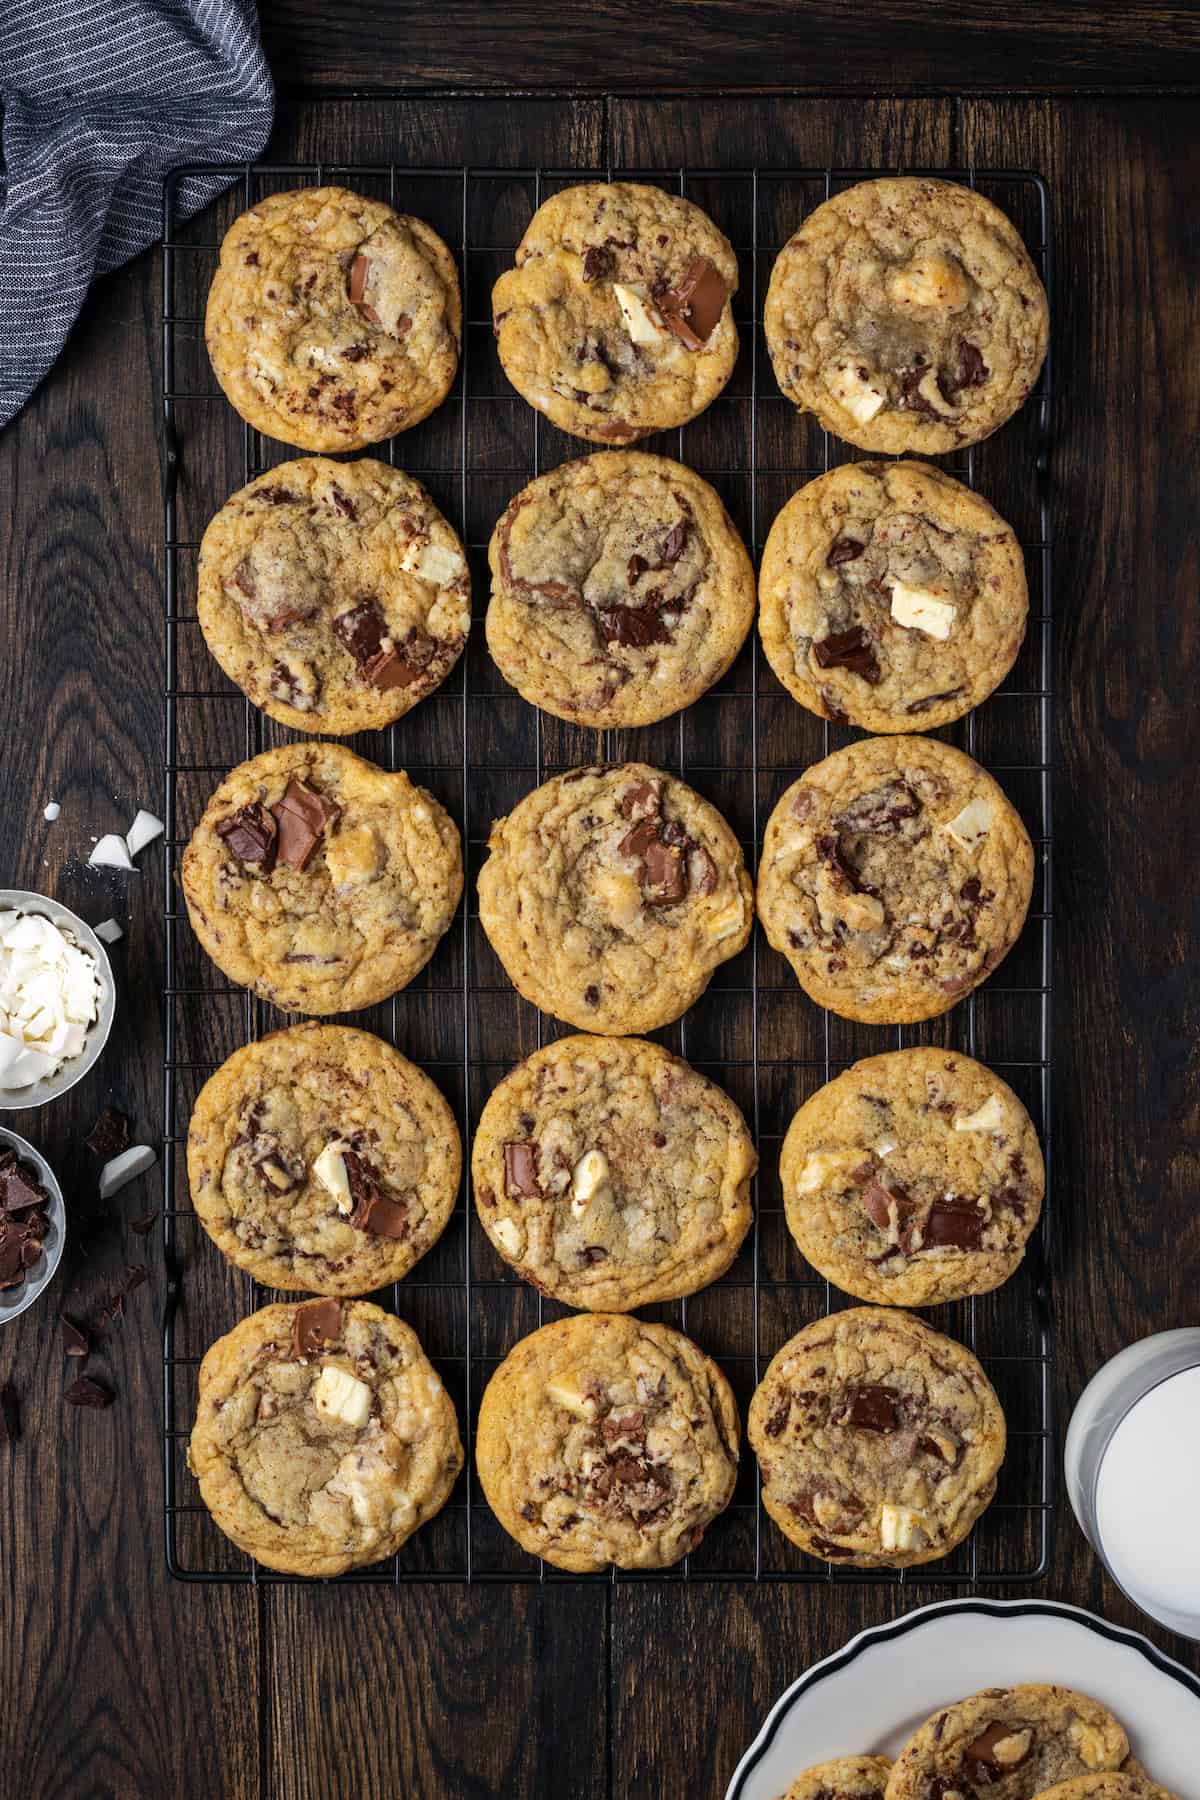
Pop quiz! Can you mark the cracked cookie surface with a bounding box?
[757,736,1033,1024]
[758,461,1027,732]
[477,762,752,1034]
[188,1024,460,1295]
[181,743,462,1014]
[493,182,738,443]
[205,186,460,451]
[779,1757,893,1800]
[486,451,754,727]
[765,178,1048,454]
[188,1298,462,1575]
[476,1312,739,1571]
[780,1049,1044,1307]
[747,1306,1005,1568]
[886,1685,1131,1800]
[472,1035,755,1310]
[198,458,470,733]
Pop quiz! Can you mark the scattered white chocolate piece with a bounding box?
[570,1149,610,1215]
[94,918,124,945]
[125,809,164,858]
[88,835,136,872]
[311,1365,372,1429]
[612,283,668,345]
[43,802,60,823]
[827,358,887,424]
[546,1374,593,1417]
[879,1502,928,1553]
[403,542,465,587]
[954,1093,1007,1133]
[942,795,995,852]
[491,1217,522,1258]
[889,579,957,640]
[312,1140,353,1213]
[98,1143,157,1199]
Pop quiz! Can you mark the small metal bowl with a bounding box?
[0,1126,66,1322]
[0,890,116,1112]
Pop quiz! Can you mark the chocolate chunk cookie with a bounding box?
[472,1035,755,1309]
[477,763,752,1034]
[475,1313,739,1571]
[780,1758,893,1800]
[493,182,738,443]
[197,458,470,733]
[1037,1778,1177,1800]
[747,1306,1005,1567]
[780,1049,1044,1306]
[757,736,1034,1024]
[188,1024,461,1295]
[188,1298,463,1575]
[205,186,460,451]
[486,451,754,727]
[885,1686,1131,1800]
[758,461,1028,732]
[765,178,1048,454]
[181,743,462,1014]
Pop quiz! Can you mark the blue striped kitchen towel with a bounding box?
[0,0,274,427]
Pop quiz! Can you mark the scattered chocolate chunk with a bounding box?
[641,834,687,905]
[619,779,662,820]
[84,1106,130,1161]
[906,686,965,714]
[255,1154,299,1195]
[291,1297,343,1358]
[364,627,436,691]
[62,1317,89,1357]
[582,245,615,283]
[810,1535,856,1559]
[964,1720,1032,1777]
[835,1384,901,1433]
[764,1396,791,1438]
[826,537,865,567]
[812,626,882,684]
[341,344,370,363]
[834,778,920,837]
[344,1151,409,1238]
[328,485,357,520]
[860,1177,916,1233]
[598,601,673,649]
[333,597,388,665]
[0,1382,19,1442]
[579,1245,608,1265]
[504,1142,540,1198]
[64,1376,114,1410]
[0,1156,47,1212]
[583,984,600,1006]
[691,845,718,895]
[254,485,300,506]
[821,692,850,725]
[660,521,688,564]
[348,253,381,326]
[272,778,340,871]
[627,553,648,584]
[954,340,989,392]
[658,257,727,349]
[215,802,278,870]
[923,1197,987,1249]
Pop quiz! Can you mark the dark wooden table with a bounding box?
[2,7,1199,1796]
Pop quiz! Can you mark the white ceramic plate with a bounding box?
[727,1599,1200,1800]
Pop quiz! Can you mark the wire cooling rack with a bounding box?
[159,160,1054,1585]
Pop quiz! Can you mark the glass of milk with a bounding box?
[1065,1329,1200,1639]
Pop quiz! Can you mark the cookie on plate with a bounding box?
[764,177,1048,454]
[181,743,462,1014]
[188,1298,462,1575]
[205,185,460,450]
[885,1686,1131,1800]
[187,1024,461,1295]
[747,1306,1005,1568]
[486,451,755,727]
[779,1757,893,1800]
[477,762,752,1034]
[472,1034,755,1310]
[197,458,470,734]
[492,181,738,443]
[780,1048,1044,1307]
[475,1312,739,1571]
[758,461,1028,732]
[757,736,1034,1024]
[1037,1777,1177,1800]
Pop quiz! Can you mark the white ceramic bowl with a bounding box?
[0,1125,66,1322]
[0,889,115,1111]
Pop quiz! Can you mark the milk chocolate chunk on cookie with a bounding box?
[748,1307,1005,1568]
[473,1035,755,1309]
[765,178,1048,454]
[780,1049,1044,1306]
[759,462,1028,732]
[205,186,460,451]
[486,452,754,728]
[198,459,470,735]
[188,1024,460,1294]
[492,183,738,443]
[477,762,752,1034]
[778,1755,893,1800]
[885,1686,1130,1800]
[757,736,1033,1024]
[182,743,462,1015]
[475,1313,739,1571]
[189,1299,462,1575]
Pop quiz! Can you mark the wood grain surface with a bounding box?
[0,33,1198,1800]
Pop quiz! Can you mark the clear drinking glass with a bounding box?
[1065,1328,1200,1640]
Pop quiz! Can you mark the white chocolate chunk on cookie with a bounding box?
[890,578,957,639]
[954,1093,1007,1133]
[942,795,995,851]
[312,1364,373,1428]
[827,357,886,424]
[612,283,668,345]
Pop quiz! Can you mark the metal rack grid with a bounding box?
[159,159,1055,1585]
